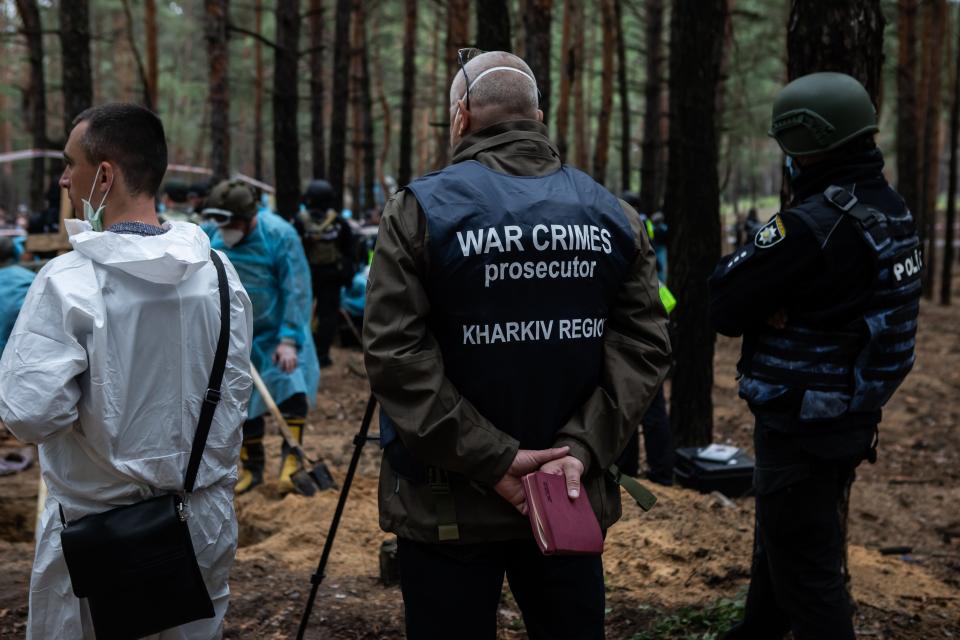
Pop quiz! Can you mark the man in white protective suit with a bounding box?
[0,103,253,639]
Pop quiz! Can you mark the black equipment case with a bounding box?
[674,447,755,498]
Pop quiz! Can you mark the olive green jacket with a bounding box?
[363,119,671,543]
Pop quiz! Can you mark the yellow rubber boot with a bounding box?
[278,421,305,495]
[235,438,265,494]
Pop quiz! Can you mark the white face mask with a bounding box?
[220,228,245,248]
[82,165,112,232]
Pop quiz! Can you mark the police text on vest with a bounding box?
[892,248,923,282]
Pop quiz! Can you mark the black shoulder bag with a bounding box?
[59,250,231,640]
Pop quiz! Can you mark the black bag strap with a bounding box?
[183,250,231,494]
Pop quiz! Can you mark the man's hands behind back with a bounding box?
[494,446,570,515]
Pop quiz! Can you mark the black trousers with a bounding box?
[615,385,674,483]
[397,537,605,640]
[723,413,874,640]
[313,280,342,360]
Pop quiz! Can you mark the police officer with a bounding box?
[298,179,355,367]
[201,180,323,495]
[710,72,921,639]
[364,50,671,640]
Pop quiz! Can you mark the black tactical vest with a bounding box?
[739,185,921,420]
[388,160,637,449]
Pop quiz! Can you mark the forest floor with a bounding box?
[1,299,959,639]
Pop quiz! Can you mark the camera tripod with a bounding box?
[296,393,378,640]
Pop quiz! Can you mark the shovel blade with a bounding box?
[290,469,319,497]
[308,462,338,491]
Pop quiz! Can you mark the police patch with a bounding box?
[755,215,786,249]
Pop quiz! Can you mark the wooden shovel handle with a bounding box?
[249,364,300,450]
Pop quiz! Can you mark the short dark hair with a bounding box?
[73,103,168,197]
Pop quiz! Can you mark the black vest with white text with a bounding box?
[403,160,637,448]
[739,185,921,420]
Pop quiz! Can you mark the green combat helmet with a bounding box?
[202,179,257,224]
[769,72,878,156]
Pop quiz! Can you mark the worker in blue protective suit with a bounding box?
[341,264,368,319]
[201,179,322,495]
[0,237,35,355]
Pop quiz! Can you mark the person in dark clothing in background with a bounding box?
[616,192,675,486]
[299,179,355,367]
[711,72,921,640]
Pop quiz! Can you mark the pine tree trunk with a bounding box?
[896,0,920,219]
[349,0,363,208]
[919,0,948,299]
[639,0,665,214]
[273,0,301,219]
[371,17,392,202]
[15,0,46,213]
[442,0,470,168]
[357,1,375,212]
[145,0,158,108]
[328,0,352,210]
[60,0,93,138]
[524,0,553,123]
[420,4,442,175]
[120,0,154,110]
[556,0,576,161]
[573,2,588,169]
[398,0,417,187]
[476,0,512,52]
[254,0,264,181]
[787,0,885,112]
[940,4,960,305]
[664,0,727,447]
[592,0,616,185]
[205,0,230,182]
[310,0,327,180]
[615,0,630,192]
[715,0,734,147]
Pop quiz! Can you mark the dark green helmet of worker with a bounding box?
[303,179,336,212]
[769,72,878,156]
[204,179,257,220]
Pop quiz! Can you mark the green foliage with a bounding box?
[628,593,746,640]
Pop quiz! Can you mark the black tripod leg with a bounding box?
[296,393,377,640]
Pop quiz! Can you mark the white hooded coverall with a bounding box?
[0,219,253,639]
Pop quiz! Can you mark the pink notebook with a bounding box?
[522,471,604,556]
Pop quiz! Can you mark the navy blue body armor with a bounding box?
[739,185,921,420]
[380,160,636,455]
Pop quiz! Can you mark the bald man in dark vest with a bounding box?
[364,50,671,640]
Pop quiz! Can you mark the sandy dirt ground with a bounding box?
[1,300,958,639]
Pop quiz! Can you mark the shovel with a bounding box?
[249,365,337,495]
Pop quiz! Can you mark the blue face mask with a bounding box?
[785,156,800,182]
